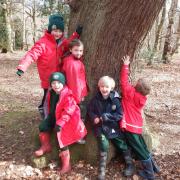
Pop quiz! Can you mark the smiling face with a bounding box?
[51,80,63,94]
[99,83,112,98]
[70,45,84,59]
[51,29,63,39]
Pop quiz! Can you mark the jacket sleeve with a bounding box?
[56,96,77,127]
[61,32,80,53]
[17,41,44,72]
[120,65,135,98]
[101,98,123,122]
[87,98,99,124]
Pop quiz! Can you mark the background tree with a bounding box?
[0,0,13,52]
[162,0,179,63]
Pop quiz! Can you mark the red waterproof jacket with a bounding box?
[61,54,88,103]
[47,86,87,148]
[17,31,79,89]
[120,65,147,134]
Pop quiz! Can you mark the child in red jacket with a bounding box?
[16,14,82,119]
[61,39,88,144]
[34,72,87,175]
[120,55,160,180]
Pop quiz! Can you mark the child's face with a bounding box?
[70,45,84,59]
[51,29,63,39]
[51,81,63,93]
[99,83,111,98]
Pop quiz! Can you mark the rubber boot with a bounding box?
[150,154,160,173]
[59,150,71,174]
[34,132,52,157]
[139,157,155,180]
[123,150,135,177]
[98,151,107,180]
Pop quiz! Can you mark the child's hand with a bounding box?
[76,25,83,36]
[94,117,100,124]
[16,69,24,76]
[122,55,130,65]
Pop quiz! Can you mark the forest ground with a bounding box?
[0,51,179,180]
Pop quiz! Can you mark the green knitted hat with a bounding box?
[49,72,66,85]
[48,14,64,32]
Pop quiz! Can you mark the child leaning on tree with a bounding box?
[34,72,87,175]
[120,55,160,180]
[87,76,135,180]
[61,39,89,144]
[16,13,83,120]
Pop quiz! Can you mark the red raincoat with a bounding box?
[17,31,79,89]
[61,54,88,104]
[47,86,87,148]
[120,65,147,134]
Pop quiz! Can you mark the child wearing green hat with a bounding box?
[34,72,87,174]
[16,13,83,119]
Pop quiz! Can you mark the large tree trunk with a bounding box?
[68,0,164,91]
[67,0,164,162]
[162,0,178,64]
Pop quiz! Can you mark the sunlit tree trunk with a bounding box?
[162,0,178,63]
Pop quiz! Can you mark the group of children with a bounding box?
[16,13,159,180]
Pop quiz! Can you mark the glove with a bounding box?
[101,114,108,122]
[16,69,24,76]
[76,25,83,36]
[55,125,61,132]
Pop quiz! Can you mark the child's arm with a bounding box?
[17,41,44,74]
[101,98,123,122]
[120,55,134,95]
[56,96,77,128]
[60,25,82,54]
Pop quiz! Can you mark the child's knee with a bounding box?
[98,134,109,152]
[39,121,51,132]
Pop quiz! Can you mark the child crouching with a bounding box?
[34,72,87,174]
[88,76,134,180]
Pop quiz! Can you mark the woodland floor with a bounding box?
[0,51,179,180]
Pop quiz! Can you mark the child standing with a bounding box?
[120,55,160,180]
[34,72,87,174]
[88,76,134,180]
[16,14,82,119]
[61,39,89,144]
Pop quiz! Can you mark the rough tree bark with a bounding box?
[162,0,178,64]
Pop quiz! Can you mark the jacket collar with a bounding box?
[44,30,64,43]
[96,91,120,101]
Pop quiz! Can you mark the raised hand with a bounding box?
[122,55,130,65]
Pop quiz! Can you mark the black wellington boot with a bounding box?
[97,151,107,180]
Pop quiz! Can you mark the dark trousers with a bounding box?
[124,131,150,160]
[39,116,68,151]
[78,99,87,121]
[97,134,128,153]
[39,89,48,108]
